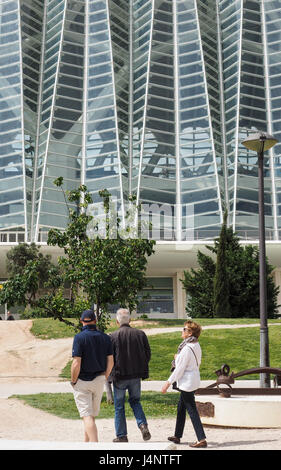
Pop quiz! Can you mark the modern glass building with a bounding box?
[2,0,281,317]
[1,0,281,244]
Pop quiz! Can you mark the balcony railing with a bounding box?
[0,231,50,243]
[0,229,280,244]
[0,232,26,243]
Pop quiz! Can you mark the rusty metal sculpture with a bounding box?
[214,364,234,397]
[196,364,281,397]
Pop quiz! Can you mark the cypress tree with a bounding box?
[181,212,280,319]
[213,211,231,317]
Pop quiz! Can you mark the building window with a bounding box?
[137,277,174,315]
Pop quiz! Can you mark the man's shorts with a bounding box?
[72,374,106,418]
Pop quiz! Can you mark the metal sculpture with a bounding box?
[196,364,281,397]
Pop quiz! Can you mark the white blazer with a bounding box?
[168,342,202,392]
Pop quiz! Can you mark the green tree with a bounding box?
[181,223,279,318]
[0,243,61,309]
[181,251,215,317]
[46,178,155,331]
[47,179,155,404]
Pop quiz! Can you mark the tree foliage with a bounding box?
[0,243,61,309]
[182,222,280,318]
[213,211,231,317]
[0,182,155,331]
[46,178,155,331]
[181,251,215,318]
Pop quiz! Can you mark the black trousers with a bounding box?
[174,390,206,441]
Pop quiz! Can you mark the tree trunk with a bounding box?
[105,379,114,404]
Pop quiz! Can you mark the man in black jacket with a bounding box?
[110,308,151,442]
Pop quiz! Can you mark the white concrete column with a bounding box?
[175,271,186,319]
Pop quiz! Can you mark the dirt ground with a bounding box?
[0,320,73,381]
[0,320,281,450]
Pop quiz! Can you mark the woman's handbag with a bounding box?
[171,367,179,391]
[171,346,198,391]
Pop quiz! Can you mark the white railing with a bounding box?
[0,232,26,244]
[0,231,49,244]
[0,229,280,244]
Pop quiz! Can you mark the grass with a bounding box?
[200,325,281,380]
[34,316,281,382]
[30,318,79,339]
[146,324,281,381]
[12,391,179,420]
[17,317,281,420]
[30,317,187,339]
[30,316,281,340]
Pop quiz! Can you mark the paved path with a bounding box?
[1,388,281,450]
[0,378,265,398]
[144,322,281,336]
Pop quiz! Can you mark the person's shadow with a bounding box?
[199,439,279,449]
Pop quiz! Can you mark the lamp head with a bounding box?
[242,132,278,153]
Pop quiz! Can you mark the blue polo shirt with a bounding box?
[72,325,113,381]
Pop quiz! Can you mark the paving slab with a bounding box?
[0,379,264,398]
[0,439,176,451]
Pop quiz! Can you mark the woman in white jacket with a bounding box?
[161,321,207,448]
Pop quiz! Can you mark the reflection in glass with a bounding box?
[1,0,281,242]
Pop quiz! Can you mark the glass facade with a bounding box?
[108,277,174,315]
[1,0,281,241]
[137,277,174,314]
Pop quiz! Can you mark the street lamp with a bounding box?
[242,132,278,388]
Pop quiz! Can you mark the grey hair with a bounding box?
[116,308,130,325]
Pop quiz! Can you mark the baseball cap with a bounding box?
[80,309,96,322]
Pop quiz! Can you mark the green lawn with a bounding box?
[59,323,281,382]
[30,317,187,339]
[30,317,281,382]
[148,324,281,381]
[13,318,281,420]
[12,391,179,420]
[30,316,281,340]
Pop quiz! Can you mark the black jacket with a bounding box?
[110,324,151,380]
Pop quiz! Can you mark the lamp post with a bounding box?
[242,132,278,388]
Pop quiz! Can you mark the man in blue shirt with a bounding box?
[71,309,113,442]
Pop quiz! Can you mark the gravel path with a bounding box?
[1,397,281,450]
